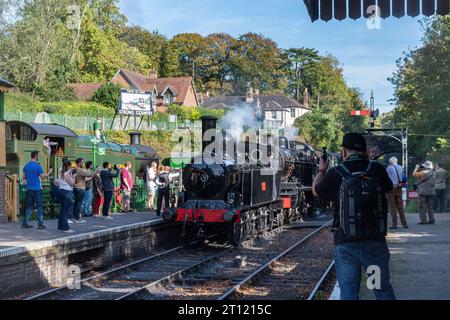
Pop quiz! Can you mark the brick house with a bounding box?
[110,69,199,112]
[68,69,199,113]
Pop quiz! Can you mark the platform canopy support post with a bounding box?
[0,77,15,223]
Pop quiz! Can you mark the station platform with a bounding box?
[0,212,162,256]
[0,212,180,299]
[360,213,450,300]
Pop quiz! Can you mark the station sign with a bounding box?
[119,89,154,116]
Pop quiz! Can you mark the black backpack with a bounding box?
[335,161,388,241]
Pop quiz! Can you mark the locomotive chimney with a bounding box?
[279,136,289,149]
[201,116,218,155]
[129,132,142,145]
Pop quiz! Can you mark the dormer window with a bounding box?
[162,86,177,105]
[164,92,174,105]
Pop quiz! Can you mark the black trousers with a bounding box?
[156,187,170,215]
[102,191,113,217]
[433,189,447,213]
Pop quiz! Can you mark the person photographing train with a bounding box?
[312,132,395,300]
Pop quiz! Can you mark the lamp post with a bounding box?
[0,77,15,223]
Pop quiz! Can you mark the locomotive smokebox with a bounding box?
[129,132,142,145]
[201,116,218,154]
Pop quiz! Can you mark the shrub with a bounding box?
[91,83,121,109]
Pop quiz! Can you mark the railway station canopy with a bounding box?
[303,0,450,22]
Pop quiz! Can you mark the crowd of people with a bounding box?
[21,151,178,233]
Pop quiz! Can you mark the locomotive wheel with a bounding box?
[229,222,243,246]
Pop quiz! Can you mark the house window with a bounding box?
[164,92,174,105]
[272,111,277,119]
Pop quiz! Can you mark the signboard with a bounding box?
[119,90,154,116]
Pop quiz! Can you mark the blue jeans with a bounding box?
[58,189,73,231]
[23,190,44,226]
[334,241,396,300]
[73,188,85,220]
[82,188,93,216]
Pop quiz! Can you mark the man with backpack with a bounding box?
[313,132,395,300]
[156,166,171,217]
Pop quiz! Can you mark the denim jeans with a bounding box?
[82,188,93,216]
[334,241,396,300]
[73,188,85,220]
[23,190,44,226]
[102,191,113,217]
[58,189,73,231]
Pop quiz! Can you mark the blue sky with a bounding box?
[118,0,425,113]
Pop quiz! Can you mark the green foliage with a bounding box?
[91,83,121,109]
[390,16,450,159]
[5,92,115,117]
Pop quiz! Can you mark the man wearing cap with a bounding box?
[313,133,395,300]
[413,161,436,224]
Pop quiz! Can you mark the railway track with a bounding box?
[27,220,333,300]
[121,220,333,300]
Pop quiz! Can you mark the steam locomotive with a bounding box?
[163,116,320,245]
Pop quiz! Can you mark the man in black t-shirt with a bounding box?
[313,132,395,300]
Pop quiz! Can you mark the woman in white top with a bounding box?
[146,162,158,210]
[58,161,76,233]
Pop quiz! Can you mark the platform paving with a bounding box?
[360,213,450,300]
[0,211,162,257]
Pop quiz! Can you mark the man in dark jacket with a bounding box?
[312,133,395,300]
[156,166,170,216]
[100,162,120,219]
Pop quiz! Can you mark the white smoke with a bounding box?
[220,105,262,142]
[283,126,299,142]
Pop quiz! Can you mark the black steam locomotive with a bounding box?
[163,116,319,245]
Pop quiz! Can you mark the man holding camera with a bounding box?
[313,133,395,300]
[413,161,436,225]
[100,162,120,219]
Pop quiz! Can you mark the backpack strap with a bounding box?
[334,164,352,179]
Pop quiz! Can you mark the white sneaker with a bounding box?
[74,219,86,223]
[58,229,75,233]
[68,220,74,224]
[93,215,102,218]
[104,216,113,220]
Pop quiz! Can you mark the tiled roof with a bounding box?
[202,95,309,110]
[119,69,193,104]
[66,83,103,100]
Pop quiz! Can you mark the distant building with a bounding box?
[67,69,199,113]
[201,88,311,128]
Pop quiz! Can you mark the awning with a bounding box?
[303,0,450,22]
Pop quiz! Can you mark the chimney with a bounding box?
[149,68,158,79]
[201,116,218,156]
[246,87,254,103]
[303,88,310,108]
[129,132,142,145]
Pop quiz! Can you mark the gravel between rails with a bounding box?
[130,225,333,300]
[230,229,334,300]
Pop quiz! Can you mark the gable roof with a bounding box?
[115,69,194,104]
[202,95,310,111]
[67,83,103,100]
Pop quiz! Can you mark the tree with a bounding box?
[91,83,121,109]
[390,16,450,157]
[229,33,287,95]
